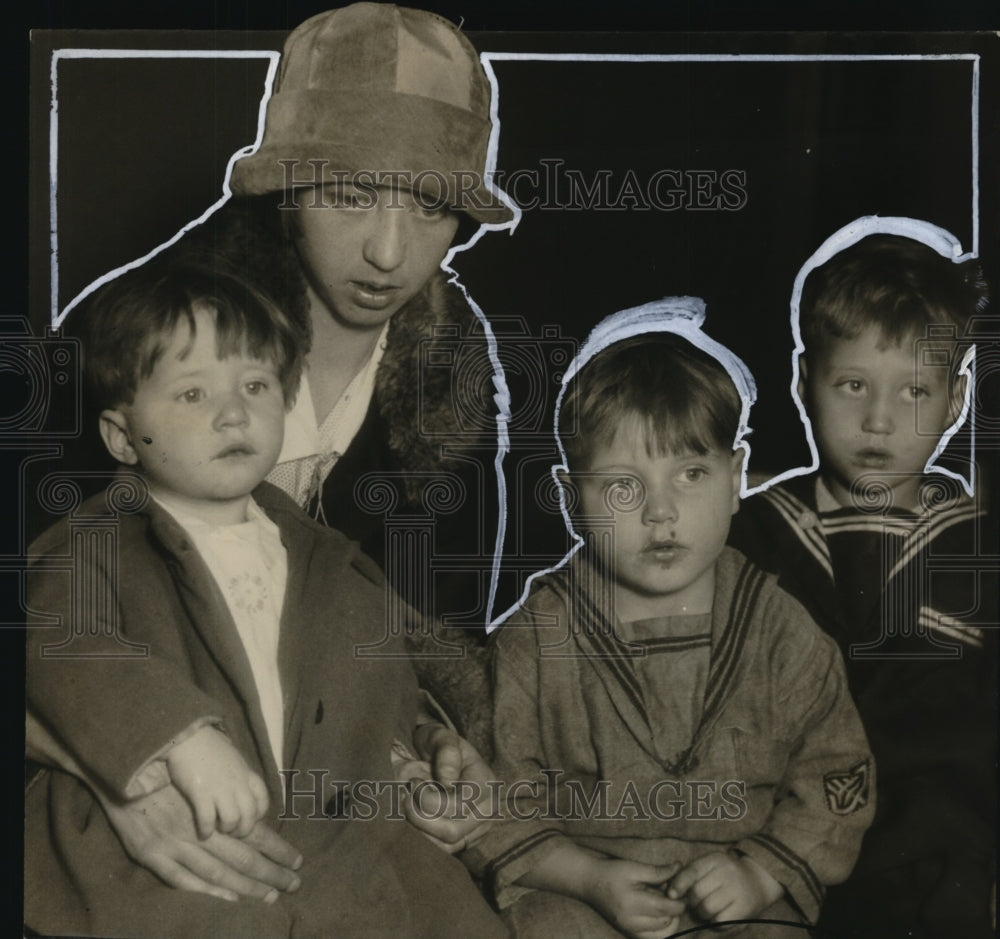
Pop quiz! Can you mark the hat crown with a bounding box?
[278,3,489,116]
[229,3,514,224]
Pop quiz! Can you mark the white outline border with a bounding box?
[47,47,982,628]
[762,214,978,500]
[490,296,758,628]
[49,49,282,330]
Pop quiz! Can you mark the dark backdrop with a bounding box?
[27,30,998,601]
[11,16,1000,934]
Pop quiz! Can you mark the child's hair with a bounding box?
[559,332,742,470]
[78,252,305,409]
[799,234,989,361]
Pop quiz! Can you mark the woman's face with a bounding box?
[289,182,461,330]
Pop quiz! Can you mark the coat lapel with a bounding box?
[273,509,311,774]
[148,506,283,792]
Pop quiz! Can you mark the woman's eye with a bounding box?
[245,380,266,395]
[905,385,927,401]
[413,202,447,221]
[328,188,368,210]
[683,467,707,483]
[837,379,865,395]
[180,388,204,403]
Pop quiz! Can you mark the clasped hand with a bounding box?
[101,721,493,899]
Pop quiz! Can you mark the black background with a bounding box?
[29,28,997,595]
[11,2,1000,934]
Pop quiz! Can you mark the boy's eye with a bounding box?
[179,388,204,403]
[904,385,928,401]
[603,475,643,510]
[681,467,707,483]
[836,379,866,395]
[245,380,267,395]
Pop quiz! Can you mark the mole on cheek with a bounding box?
[141,437,153,445]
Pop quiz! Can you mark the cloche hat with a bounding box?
[230,3,514,225]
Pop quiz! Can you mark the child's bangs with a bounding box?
[563,333,742,468]
[210,295,282,367]
[134,306,198,382]
[198,286,303,403]
[819,289,957,349]
[624,348,740,457]
[630,391,734,459]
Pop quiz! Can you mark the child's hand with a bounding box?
[402,724,499,853]
[165,725,269,839]
[584,857,686,939]
[667,851,783,924]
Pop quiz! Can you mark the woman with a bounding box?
[29,2,512,915]
[189,1,516,745]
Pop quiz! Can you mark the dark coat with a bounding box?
[729,473,997,939]
[25,482,507,939]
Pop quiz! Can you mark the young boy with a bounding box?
[729,231,997,938]
[463,304,874,938]
[24,258,507,939]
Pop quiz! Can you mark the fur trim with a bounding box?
[378,271,499,504]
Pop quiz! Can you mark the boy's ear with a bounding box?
[796,356,809,403]
[729,449,746,515]
[948,371,969,425]
[555,466,582,517]
[99,409,139,465]
[555,465,573,499]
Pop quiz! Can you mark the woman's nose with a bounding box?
[362,203,407,272]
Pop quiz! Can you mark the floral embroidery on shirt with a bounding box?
[226,571,270,616]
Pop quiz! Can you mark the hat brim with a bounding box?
[230,91,515,226]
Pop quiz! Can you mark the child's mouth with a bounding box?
[214,444,256,460]
[855,448,891,468]
[643,540,686,563]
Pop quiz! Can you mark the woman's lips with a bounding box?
[348,280,401,310]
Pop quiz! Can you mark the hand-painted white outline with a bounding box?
[480,52,980,260]
[490,296,757,628]
[48,44,520,625]
[753,215,978,499]
[48,48,980,628]
[50,50,282,330]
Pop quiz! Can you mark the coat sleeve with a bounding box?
[735,593,875,923]
[26,530,225,801]
[461,604,577,909]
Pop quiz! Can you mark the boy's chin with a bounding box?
[833,472,923,513]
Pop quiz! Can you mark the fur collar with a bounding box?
[378,270,499,501]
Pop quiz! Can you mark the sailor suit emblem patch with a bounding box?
[823,759,871,815]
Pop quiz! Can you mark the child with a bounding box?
[24,257,507,939]
[463,300,874,939]
[729,230,997,939]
